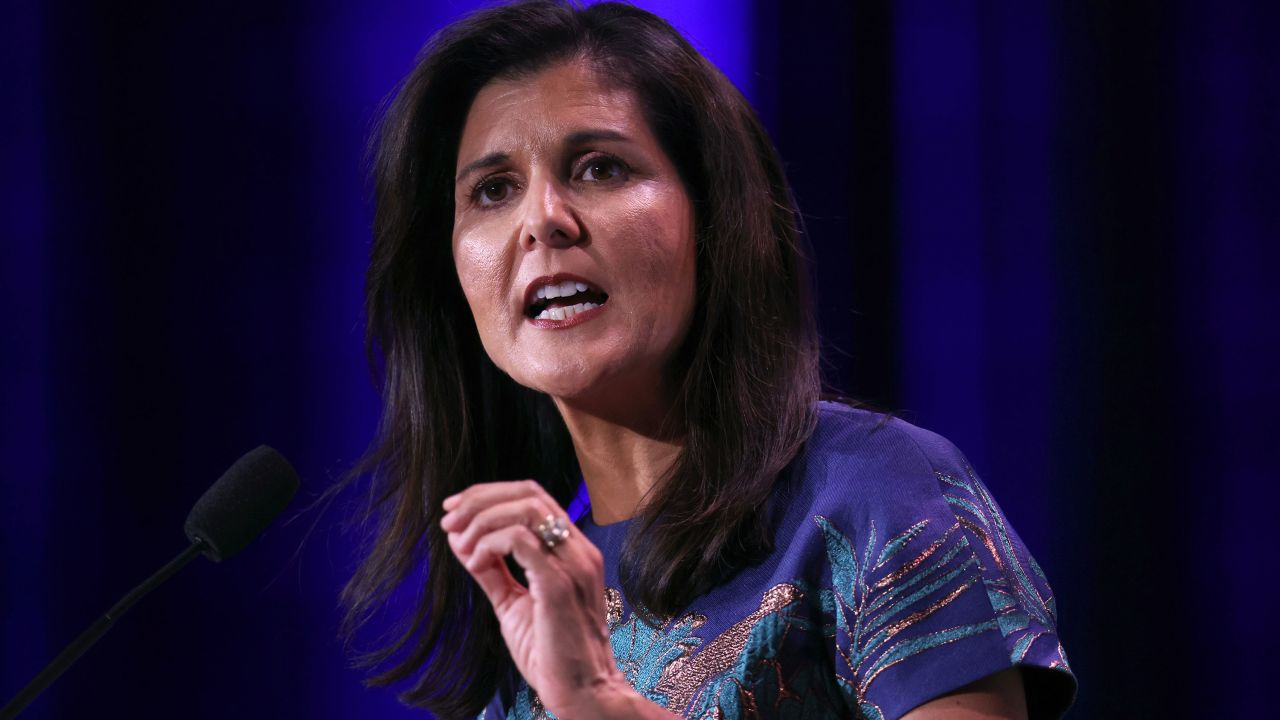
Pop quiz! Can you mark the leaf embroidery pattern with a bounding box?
[815,514,995,720]
[938,468,1070,669]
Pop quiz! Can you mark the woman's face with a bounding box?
[452,59,696,407]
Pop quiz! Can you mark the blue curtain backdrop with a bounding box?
[2,0,1277,717]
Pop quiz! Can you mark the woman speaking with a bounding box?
[342,2,1077,718]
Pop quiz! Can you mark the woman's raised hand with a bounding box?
[442,480,662,719]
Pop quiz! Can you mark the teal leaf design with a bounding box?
[815,513,987,713]
[816,515,860,609]
[610,608,705,708]
[939,467,1070,668]
[875,520,928,568]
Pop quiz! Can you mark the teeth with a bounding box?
[534,302,601,321]
[533,279,597,304]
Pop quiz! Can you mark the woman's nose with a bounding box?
[519,175,582,250]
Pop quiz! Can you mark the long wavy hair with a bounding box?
[343,1,821,716]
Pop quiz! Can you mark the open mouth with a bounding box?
[525,278,609,321]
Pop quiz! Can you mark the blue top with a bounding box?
[483,402,1076,719]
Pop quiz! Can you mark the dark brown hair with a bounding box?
[344,1,820,715]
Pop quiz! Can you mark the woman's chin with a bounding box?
[499,349,674,415]
[509,365,646,409]
[508,365,604,402]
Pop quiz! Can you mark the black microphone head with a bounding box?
[184,445,300,562]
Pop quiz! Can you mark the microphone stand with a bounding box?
[1,540,208,719]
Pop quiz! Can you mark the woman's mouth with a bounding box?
[524,276,609,327]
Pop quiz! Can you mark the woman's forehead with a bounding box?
[456,60,649,166]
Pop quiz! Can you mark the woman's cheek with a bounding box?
[453,231,517,345]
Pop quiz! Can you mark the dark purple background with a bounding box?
[3,1,1277,717]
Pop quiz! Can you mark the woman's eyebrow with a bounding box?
[564,129,631,147]
[455,130,631,185]
[455,152,510,185]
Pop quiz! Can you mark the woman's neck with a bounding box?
[553,390,683,525]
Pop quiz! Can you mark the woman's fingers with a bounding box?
[442,479,594,574]
[441,482,603,613]
[446,496,561,556]
[442,479,553,523]
[459,523,568,611]
[446,502,598,596]
[447,526,526,610]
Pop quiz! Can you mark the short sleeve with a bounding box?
[815,420,1076,720]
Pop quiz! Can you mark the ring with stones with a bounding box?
[534,514,570,550]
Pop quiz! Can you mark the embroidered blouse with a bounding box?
[482,402,1076,719]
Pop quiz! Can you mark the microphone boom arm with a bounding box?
[1,540,208,719]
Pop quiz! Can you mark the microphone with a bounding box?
[185,445,301,562]
[0,446,300,719]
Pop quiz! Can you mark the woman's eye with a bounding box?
[476,179,512,205]
[580,157,625,183]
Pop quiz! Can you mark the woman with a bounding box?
[344,2,1076,718]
